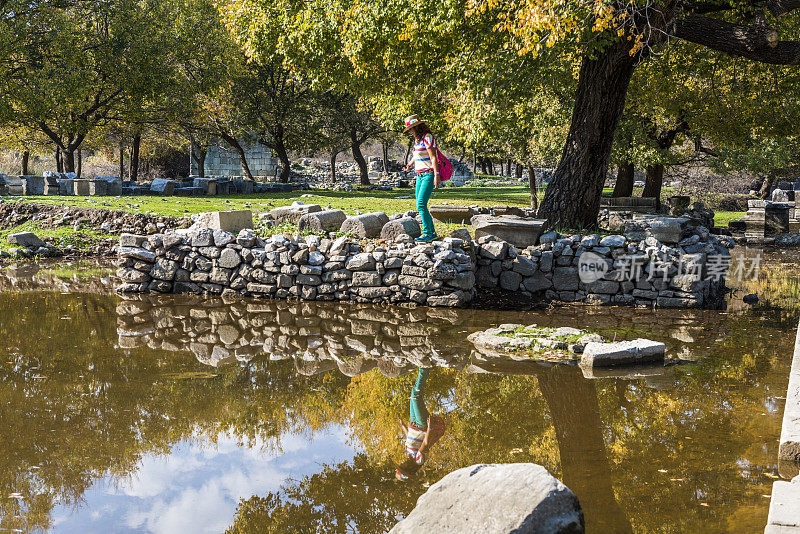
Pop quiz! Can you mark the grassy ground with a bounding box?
[8,186,537,240]
[0,219,111,252]
[713,211,744,228]
[18,185,536,216]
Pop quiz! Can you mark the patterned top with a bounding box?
[413,134,437,173]
[405,424,426,465]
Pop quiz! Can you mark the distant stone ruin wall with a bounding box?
[115,220,733,309]
[191,141,278,178]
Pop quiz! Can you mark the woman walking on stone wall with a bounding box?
[402,115,440,242]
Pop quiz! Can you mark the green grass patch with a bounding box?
[714,211,744,228]
[0,220,110,252]
[11,185,538,239]
[16,185,536,219]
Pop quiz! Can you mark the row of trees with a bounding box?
[0,0,394,184]
[2,0,800,225]
[220,0,800,226]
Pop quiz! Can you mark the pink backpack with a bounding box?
[436,147,453,182]
[423,134,453,182]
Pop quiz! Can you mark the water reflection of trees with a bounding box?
[0,292,350,532]
[0,290,795,533]
[226,308,794,533]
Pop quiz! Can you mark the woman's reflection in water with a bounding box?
[395,367,444,480]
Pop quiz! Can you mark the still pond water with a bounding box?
[0,248,799,533]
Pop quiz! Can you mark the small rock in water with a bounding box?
[743,294,759,305]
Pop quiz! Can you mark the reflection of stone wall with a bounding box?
[0,262,117,294]
[116,296,468,374]
[190,141,278,178]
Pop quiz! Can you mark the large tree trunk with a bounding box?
[538,367,633,534]
[527,165,538,210]
[759,175,775,198]
[472,152,477,173]
[612,162,635,197]
[642,163,664,209]
[129,132,141,182]
[229,138,253,180]
[487,158,495,176]
[351,129,369,186]
[61,148,76,174]
[76,148,82,178]
[537,39,640,229]
[381,141,389,173]
[21,151,29,175]
[118,141,125,180]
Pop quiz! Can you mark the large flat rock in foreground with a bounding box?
[430,205,477,224]
[766,476,800,533]
[780,318,800,464]
[390,463,584,534]
[472,215,546,248]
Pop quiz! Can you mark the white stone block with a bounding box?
[580,339,665,367]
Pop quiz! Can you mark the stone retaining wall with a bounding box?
[472,222,733,308]
[115,218,733,309]
[116,230,474,307]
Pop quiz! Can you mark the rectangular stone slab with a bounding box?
[194,210,253,234]
[580,339,665,367]
[766,205,791,236]
[58,178,74,196]
[780,318,800,464]
[430,205,477,224]
[150,178,175,195]
[22,176,45,195]
[767,480,800,529]
[72,179,90,196]
[5,175,23,196]
[193,178,217,195]
[471,215,546,248]
[88,180,108,196]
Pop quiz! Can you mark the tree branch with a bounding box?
[671,14,800,64]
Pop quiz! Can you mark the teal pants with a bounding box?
[415,172,436,237]
[410,367,429,430]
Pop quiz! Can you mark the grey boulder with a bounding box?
[298,209,347,233]
[381,217,422,240]
[8,232,46,249]
[340,212,390,238]
[390,463,584,534]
